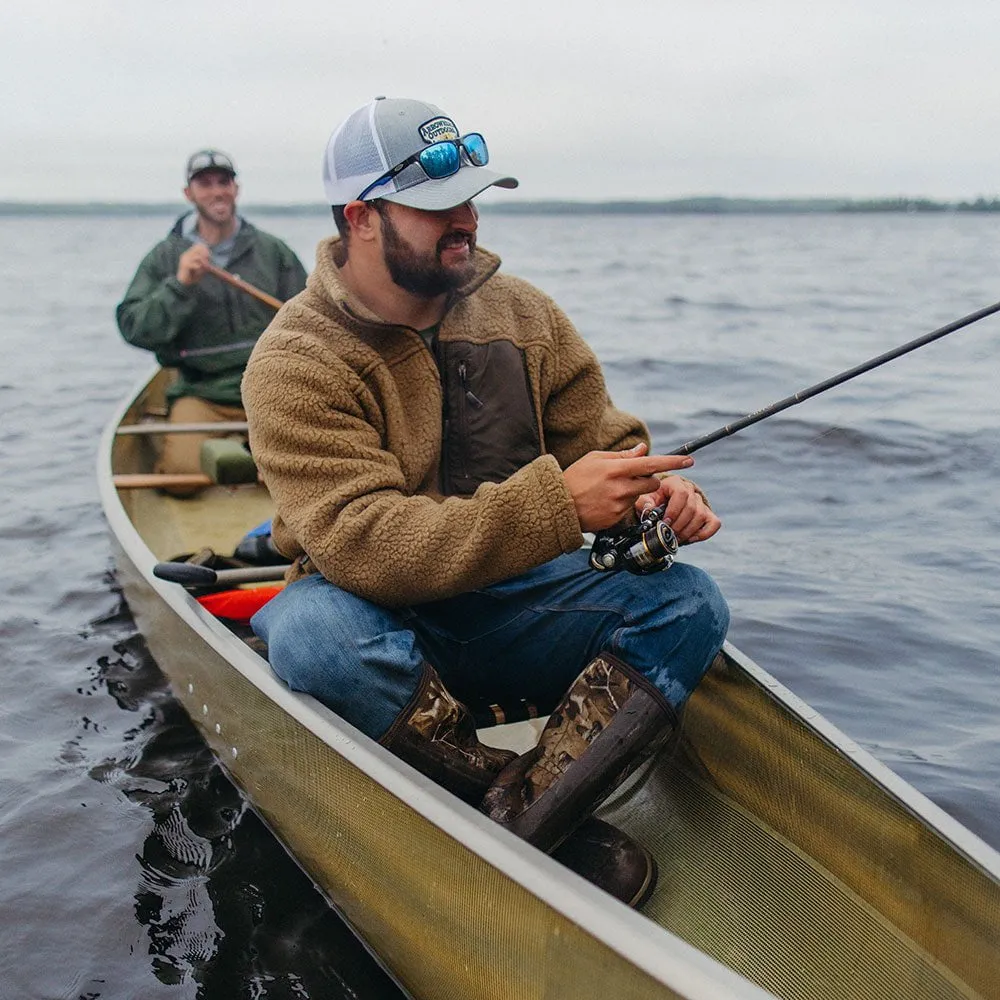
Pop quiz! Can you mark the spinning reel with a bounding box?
[589,504,679,575]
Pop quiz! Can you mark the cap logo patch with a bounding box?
[419,117,459,143]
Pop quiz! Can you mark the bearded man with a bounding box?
[241,97,730,909]
[116,149,307,494]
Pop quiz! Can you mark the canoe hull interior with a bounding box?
[603,654,1000,999]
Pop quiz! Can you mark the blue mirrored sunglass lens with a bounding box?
[418,142,462,179]
[462,134,489,167]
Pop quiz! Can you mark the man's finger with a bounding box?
[634,475,665,497]
[636,492,659,513]
[608,442,647,459]
[614,454,694,477]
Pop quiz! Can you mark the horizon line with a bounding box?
[2,195,999,216]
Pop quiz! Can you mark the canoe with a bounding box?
[99,367,1000,1000]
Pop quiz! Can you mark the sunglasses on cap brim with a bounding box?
[356,133,488,202]
[188,152,236,176]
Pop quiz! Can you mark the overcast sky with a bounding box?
[4,1,1000,204]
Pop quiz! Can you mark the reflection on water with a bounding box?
[87,598,405,999]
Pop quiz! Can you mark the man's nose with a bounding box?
[448,201,479,228]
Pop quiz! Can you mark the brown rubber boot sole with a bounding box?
[552,817,658,909]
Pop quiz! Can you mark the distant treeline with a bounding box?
[2,196,1000,216]
[490,196,1000,215]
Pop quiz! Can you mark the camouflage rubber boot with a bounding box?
[380,664,518,806]
[481,651,676,853]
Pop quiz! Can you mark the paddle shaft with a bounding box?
[671,297,1000,455]
[114,472,216,490]
[205,263,284,311]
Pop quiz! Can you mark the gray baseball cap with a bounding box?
[186,149,237,184]
[322,96,518,210]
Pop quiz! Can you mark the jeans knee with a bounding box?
[686,565,730,650]
[252,595,331,695]
[249,575,426,739]
[250,576,352,692]
[612,563,729,709]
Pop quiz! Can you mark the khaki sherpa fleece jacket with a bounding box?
[242,237,650,608]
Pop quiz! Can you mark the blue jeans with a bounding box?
[251,549,730,741]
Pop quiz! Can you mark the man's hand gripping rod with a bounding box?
[591,296,1000,574]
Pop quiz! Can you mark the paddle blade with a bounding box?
[153,561,219,586]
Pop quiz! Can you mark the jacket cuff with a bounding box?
[165,276,196,299]
[532,454,585,553]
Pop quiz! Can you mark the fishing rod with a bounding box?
[671,296,1000,455]
[591,296,1000,574]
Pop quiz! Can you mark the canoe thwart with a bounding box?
[115,421,249,436]
[113,472,216,490]
[470,698,543,729]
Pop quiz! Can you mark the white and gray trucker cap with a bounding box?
[322,96,518,210]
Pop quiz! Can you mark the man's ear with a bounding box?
[182,185,194,204]
[343,200,379,242]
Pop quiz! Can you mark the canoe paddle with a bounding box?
[153,561,290,587]
[205,262,284,311]
[115,420,249,436]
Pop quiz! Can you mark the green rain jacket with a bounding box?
[116,216,308,404]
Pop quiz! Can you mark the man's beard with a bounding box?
[195,201,234,226]
[380,208,476,298]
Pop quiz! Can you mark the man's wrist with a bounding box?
[166,275,196,297]
[655,472,712,509]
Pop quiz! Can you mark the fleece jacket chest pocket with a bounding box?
[438,339,541,496]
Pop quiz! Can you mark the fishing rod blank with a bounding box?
[671,297,1000,455]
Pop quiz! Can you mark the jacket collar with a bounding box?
[169,214,256,260]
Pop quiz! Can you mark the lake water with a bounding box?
[2,208,998,998]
